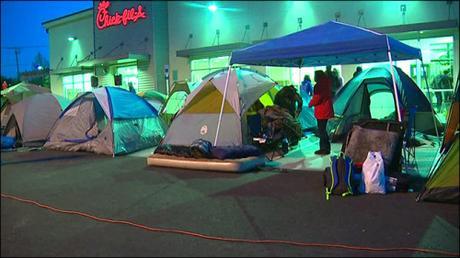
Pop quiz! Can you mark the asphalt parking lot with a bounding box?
[1,149,459,257]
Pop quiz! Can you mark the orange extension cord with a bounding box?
[2,193,459,257]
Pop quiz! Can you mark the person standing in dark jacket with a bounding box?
[353,66,363,78]
[274,85,302,118]
[309,70,334,155]
[326,65,341,96]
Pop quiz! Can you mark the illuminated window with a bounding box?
[265,67,292,86]
[266,66,342,88]
[116,66,138,92]
[62,73,93,99]
[190,56,229,83]
[400,37,454,122]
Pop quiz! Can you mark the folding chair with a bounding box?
[402,106,418,174]
[248,114,287,161]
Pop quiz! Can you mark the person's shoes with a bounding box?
[314,149,330,155]
[314,149,324,155]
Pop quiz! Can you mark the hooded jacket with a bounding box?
[308,75,334,119]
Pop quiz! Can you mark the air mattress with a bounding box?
[147,153,266,172]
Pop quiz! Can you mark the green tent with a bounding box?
[330,65,442,141]
[417,80,459,203]
[138,90,167,111]
[160,81,193,126]
[416,134,459,203]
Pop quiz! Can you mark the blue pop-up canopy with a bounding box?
[230,21,422,67]
[226,20,428,125]
[214,21,430,144]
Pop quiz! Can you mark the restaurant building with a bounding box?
[43,1,459,109]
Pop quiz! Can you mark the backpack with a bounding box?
[273,85,302,118]
[258,105,302,148]
[323,154,357,200]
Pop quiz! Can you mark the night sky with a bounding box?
[1,0,93,79]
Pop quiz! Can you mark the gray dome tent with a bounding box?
[161,68,277,147]
[330,65,442,140]
[2,93,70,147]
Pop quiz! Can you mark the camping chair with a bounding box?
[342,119,404,174]
[248,113,287,161]
[402,106,418,174]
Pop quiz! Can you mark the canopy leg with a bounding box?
[421,60,440,138]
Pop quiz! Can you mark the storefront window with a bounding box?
[266,65,342,88]
[400,36,454,123]
[62,73,93,100]
[190,56,229,83]
[116,66,138,92]
[266,67,292,86]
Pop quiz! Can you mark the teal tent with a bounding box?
[330,65,442,140]
[45,86,166,155]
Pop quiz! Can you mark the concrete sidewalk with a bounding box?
[265,135,439,178]
[265,136,341,172]
[130,134,439,176]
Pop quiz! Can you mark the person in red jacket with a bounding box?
[309,70,334,155]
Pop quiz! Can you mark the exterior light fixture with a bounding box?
[37,65,44,70]
[68,36,77,41]
[334,12,341,21]
[260,22,268,40]
[357,9,366,27]
[400,4,407,24]
[212,29,220,46]
[208,4,217,12]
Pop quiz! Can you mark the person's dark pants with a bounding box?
[317,119,330,151]
[435,92,443,112]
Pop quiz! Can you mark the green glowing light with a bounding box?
[208,4,217,12]
[68,36,77,41]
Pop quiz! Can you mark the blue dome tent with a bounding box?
[45,86,166,155]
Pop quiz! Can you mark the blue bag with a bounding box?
[323,154,358,200]
[1,135,16,149]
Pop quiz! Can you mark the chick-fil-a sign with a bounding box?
[96,0,147,30]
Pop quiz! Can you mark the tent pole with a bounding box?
[386,36,402,122]
[421,60,440,138]
[214,65,232,146]
[297,59,303,91]
[298,66,301,87]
